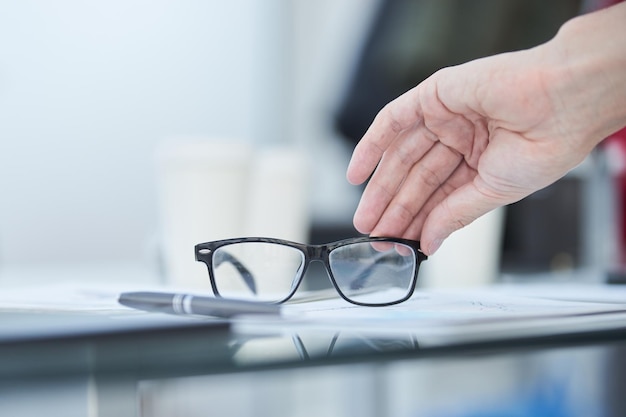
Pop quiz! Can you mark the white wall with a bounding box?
[0,0,376,269]
[290,0,378,226]
[0,0,290,266]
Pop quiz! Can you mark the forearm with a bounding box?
[545,2,626,151]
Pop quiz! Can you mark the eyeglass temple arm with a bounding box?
[213,251,257,295]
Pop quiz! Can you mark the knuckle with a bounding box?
[416,165,443,189]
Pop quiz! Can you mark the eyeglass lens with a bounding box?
[328,242,416,304]
[212,242,305,303]
[211,241,417,305]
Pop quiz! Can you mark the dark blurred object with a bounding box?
[500,179,582,273]
[335,0,581,144]
[606,269,626,284]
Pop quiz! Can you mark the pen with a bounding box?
[118,291,281,318]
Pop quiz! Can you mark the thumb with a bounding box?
[420,182,505,255]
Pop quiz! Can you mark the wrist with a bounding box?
[544,3,626,150]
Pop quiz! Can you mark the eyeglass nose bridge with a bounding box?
[302,245,339,286]
[306,244,328,263]
[295,245,332,280]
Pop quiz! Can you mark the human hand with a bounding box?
[346,34,613,255]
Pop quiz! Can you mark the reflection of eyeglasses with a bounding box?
[292,333,420,360]
[194,237,427,306]
[229,333,421,363]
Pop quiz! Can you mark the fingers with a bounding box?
[400,163,477,241]
[350,75,483,238]
[346,87,424,185]
[365,142,464,237]
[347,68,497,254]
[352,123,439,233]
[419,177,505,255]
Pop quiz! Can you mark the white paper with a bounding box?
[2,281,626,346]
[0,283,139,313]
[236,285,626,345]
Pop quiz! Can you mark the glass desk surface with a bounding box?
[2,305,626,417]
[4,262,626,416]
[1,307,626,379]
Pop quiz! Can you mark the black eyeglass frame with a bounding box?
[194,236,427,307]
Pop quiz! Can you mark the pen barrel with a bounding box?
[119,292,281,318]
[188,296,281,318]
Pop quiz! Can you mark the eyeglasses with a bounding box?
[194,237,427,307]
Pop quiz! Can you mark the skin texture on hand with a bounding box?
[347,3,626,256]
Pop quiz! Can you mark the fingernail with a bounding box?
[427,238,444,255]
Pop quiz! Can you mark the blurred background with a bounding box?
[0,0,374,278]
[0,0,620,285]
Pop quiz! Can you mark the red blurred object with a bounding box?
[605,128,626,264]
[592,0,626,266]
[593,0,626,269]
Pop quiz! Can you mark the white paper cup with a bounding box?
[419,207,505,288]
[155,139,253,288]
[244,148,310,242]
